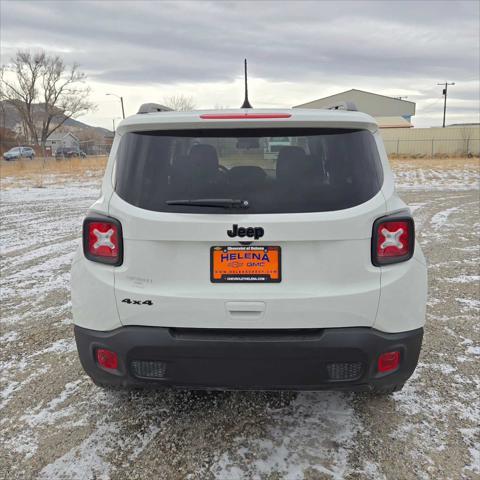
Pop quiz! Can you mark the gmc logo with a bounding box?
[227,224,264,240]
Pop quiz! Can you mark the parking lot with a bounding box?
[0,159,479,479]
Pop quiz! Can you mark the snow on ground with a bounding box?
[212,392,361,480]
[393,165,479,191]
[0,163,479,479]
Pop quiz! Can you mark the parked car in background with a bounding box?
[3,146,35,161]
[55,147,87,159]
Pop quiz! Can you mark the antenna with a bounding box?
[241,59,252,108]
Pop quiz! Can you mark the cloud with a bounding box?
[1,0,478,128]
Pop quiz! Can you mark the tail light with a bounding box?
[372,214,414,266]
[96,348,118,370]
[378,351,400,373]
[83,215,123,266]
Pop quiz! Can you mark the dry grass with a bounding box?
[0,156,108,188]
[1,155,108,177]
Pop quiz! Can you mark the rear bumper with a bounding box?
[74,325,423,391]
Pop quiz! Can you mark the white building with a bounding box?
[45,132,80,152]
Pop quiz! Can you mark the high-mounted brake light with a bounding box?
[200,113,292,120]
[372,215,414,266]
[83,215,123,266]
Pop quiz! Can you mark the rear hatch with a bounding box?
[109,123,386,329]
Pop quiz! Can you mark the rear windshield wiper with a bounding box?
[165,198,250,209]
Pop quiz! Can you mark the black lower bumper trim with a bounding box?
[74,325,423,391]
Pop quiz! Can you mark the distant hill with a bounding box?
[0,101,111,139]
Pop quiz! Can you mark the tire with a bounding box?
[371,383,404,395]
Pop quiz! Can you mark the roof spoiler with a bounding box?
[137,103,173,114]
[324,101,358,112]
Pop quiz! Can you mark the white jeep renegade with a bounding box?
[71,105,427,393]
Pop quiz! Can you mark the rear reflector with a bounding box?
[96,348,118,370]
[131,360,167,379]
[200,113,292,120]
[377,351,400,373]
[83,215,123,266]
[372,215,414,266]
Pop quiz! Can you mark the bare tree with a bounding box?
[163,94,196,111]
[0,50,95,149]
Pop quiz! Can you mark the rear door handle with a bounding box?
[225,301,266,319]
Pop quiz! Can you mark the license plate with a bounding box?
[210,246,281,283]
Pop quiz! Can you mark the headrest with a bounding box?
[276,146,310,182]
[188,144,219,173]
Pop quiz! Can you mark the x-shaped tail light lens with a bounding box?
[372,216,414,266]
[92,228,115,250]
[83,216,123,265]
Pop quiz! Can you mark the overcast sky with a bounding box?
[1,0,479,129]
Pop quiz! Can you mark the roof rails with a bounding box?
[324,101,358,112]
[137,103,173,114]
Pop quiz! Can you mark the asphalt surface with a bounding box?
[0,165,479,479]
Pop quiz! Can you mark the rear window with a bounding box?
[115,128,383,214]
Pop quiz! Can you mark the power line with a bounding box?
[419,97,443,114]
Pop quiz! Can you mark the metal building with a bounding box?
[293,89,416,128]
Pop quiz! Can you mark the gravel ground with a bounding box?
[0,164,479,480]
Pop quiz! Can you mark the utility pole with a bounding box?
[106,93,126,119]
[111,117,120,133]
[120,97,125,119]
[437,82,455,128]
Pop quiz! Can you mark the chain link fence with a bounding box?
[1,139,111,157]
[3,134,479,159]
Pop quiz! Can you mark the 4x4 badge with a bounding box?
[227,224,264,240]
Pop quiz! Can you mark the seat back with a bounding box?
[228,166,267,190]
